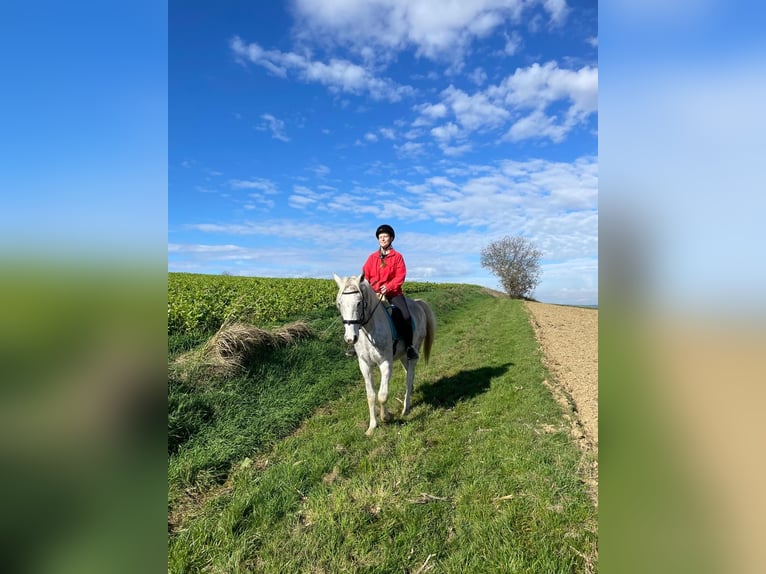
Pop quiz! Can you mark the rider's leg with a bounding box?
[389,295,419,360]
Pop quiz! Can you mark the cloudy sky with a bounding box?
[169,0,598,305]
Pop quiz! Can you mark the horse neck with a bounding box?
[360,283,386,330]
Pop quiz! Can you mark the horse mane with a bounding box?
[358,276,375,303]
[339,274,376,309]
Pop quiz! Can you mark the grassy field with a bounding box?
[168,277,597,573]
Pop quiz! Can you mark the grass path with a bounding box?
[169,296,597,573]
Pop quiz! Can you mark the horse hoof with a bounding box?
[365,427,375,437]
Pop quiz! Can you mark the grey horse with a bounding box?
[334,273,436,435]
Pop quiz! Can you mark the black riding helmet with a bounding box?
[375,224,395,239]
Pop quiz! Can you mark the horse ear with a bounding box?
[333,273,343,288]
[358,272,365,284]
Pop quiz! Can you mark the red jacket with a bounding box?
[362,247,407,297]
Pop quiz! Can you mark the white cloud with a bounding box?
[412,102,449,126]
[230,36,414,102]
[185,220,340,239]
[441,143,473,156]
[497,62,598,141]
[405,183,431,195]
[469,67,488,86]
[542,0,570,26]
[412,156,598,255]
[288,184,330,210]
[504,109,568,142]
[403,128,425,140]
[228,178,279,193]
[288,194,316,208]
[495,61,597,115]
[258,113,290,142]
[290,0,569,64]
[430,122,473,156]
[413,61,597,148]
[430,122,461,142]
[394,141,426,157]
[424,176,457,191]
[244,194,275,210]
[441,85,510,130]
[379,127,396,140]
[307,163,331,178]
[168,243,244,254]
[503,30,522,55]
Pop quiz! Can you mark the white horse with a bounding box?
[333,273,436,436]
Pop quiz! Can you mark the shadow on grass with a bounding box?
[420,363,513,408]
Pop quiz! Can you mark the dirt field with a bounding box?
[525,301,598,500]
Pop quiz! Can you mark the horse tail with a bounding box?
[418,300,436,365]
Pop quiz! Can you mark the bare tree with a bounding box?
[480,236,542,299]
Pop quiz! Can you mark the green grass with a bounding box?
[168,308,360,504]
[168,286,597,573]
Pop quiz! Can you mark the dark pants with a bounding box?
[388,294,415,355]
[387,295,410,320]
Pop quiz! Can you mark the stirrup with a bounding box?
[406,345,419,359]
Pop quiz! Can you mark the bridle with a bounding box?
[339,287,382,327]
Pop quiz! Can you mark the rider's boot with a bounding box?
[404,318,419,360]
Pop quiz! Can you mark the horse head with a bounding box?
[333,273,367,345]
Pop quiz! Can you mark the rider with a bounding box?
[361,224,419,360]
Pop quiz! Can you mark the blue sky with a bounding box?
[169,0,598,305]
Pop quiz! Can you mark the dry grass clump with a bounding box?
[173,320,313,378]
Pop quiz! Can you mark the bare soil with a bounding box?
[525,301,598,501]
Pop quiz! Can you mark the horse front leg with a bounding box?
[377,360,392,424]
[359,360,378,436]
[400,357,416,416]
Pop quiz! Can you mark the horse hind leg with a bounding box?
[400,357,416,416]
[398,306,426,416]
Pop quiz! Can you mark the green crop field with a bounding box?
[168,272,441,337]
[168,272,597,573]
